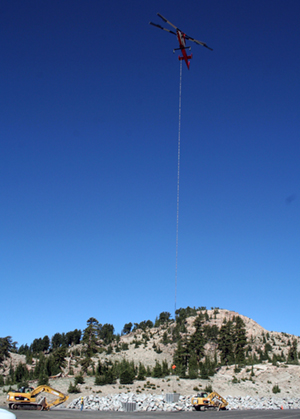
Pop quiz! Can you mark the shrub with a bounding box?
[68,381,80,393]
[204,384,213,392]
[272,384,281,394]
[234,365,241,373]
[121,343,129,351]
[94,375,106,386]
[136,363,146,381]
[75,374,85,385]
[120,368,135,385]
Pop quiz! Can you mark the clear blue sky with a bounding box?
[1,0,300,347]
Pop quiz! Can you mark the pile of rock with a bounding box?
[226,395,300,410]
[68,393,193,411]
[67,393,300,411]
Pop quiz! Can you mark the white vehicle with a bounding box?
[0,409,16,419]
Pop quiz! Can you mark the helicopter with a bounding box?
[150,13,212,69]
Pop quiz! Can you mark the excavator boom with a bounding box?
[7,385,68,411]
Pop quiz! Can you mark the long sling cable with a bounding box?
[175,59,182,319]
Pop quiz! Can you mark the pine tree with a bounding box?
[52,346,67,371]
[14,362,29,384]
[199,360,209,379]
[218,320,234,365]
[162,360,169,377]
[188,354,198,379]
[287,339,298,364]
[34,352,46,379]
[234,317,247,364]
[82,318,100,356]
[189,315,206,361]
[0,337,13,364]
[38,363,49,385]
[119,359,134,384]
[152,361,163,378]
[80,356,93,373]
[136,363,146,380]
[173,338,189,377]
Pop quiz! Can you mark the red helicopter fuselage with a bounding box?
[176,31,192,69]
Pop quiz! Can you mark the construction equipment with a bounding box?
[191,391,228,411]
[7,385,68,411]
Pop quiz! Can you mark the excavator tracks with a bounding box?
[9,403,43,411]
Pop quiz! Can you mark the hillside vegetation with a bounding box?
[1,307,299,395]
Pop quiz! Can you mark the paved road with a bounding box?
[2,409,300,419]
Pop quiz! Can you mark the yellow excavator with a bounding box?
[191,391,228,411]
[7,385,69,411]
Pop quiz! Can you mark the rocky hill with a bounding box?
[1,308,300,407]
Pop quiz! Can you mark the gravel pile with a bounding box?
[68,393,193,411]
[67,393,300,411]
[226,395,300,410]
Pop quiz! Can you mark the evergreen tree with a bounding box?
[218,320,234,365]
[68,381,81,393]
[26,352,33,365]
[146,365,152,377]
[233,317,247,364]
[104,368,116,384]
[199,360,209,379]
[162,359,169,376]
[136,362,146,380]
[96,360,102,375]
[188,354,198,379]
[155,312,171,327]
[152,361,163,378]
[189,315,206,361]
[94,374,106,385]
[52,346,67,371]
[65,329,81,346]
[173,338,189,377]
[41,336,50,352]
[120,364,135,384]
[82,318,100,356]
[287,339,298,364]
[75,373,85,385]
[122,323,133,335]
[98,324,115,345]
[203,325,219,343]
[80,356,93,373]
[15,362,29,383]
[51,333,64,350]
[18,344,30,355]
[34,352,46,379]
[38,359,49,386]
[0,337,13,364]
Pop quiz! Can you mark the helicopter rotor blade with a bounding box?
[149,22,177,36]
[153,13,213,51]
[185,35,213,51]
[157,13,181,31]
